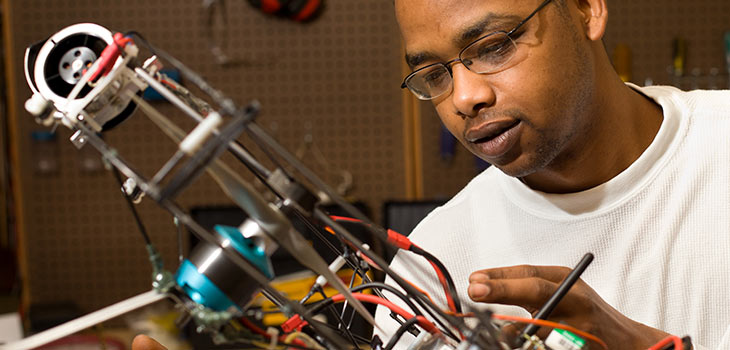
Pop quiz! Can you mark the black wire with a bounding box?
[339,253,360,329]
[383,317,419,350]
[303,282,459,345]
[288,207,395,305]
[305,290,423,350]
[298,254,407,335]
[410,245,462,313]
[284,208,396,307]
[290,209,349,266]
[305,283,423,319]
[346,255,394,302]
[306,318,373,346]
[318,213,461,343]
[348,282,422,318]
[330,217,463,314]
[110,167,151,245]
[315,287,360,348]
[681,336,692,350]
[661,336,692,350]
[286,208,371,282]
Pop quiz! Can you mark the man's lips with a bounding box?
[465,119,522,158]
[465,119,521,143]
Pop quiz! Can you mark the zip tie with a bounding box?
[266,327,279,350]
[314,255,347,288]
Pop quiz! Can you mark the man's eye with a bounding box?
[423,70,447,86]
[477,39,513,60]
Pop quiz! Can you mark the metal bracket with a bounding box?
[69,129,88,149]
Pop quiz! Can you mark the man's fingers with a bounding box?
[469,264,571,284]
[468,277,560,314]
[132,335,167,350]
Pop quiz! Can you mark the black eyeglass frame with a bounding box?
[400,0,554,98]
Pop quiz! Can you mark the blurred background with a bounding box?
[0,0,728,348]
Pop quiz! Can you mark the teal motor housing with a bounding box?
[175,224,274,313]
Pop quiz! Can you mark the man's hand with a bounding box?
[131,335,167,350]
[467,265,669,349]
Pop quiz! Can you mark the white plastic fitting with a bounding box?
[179,111,223,155]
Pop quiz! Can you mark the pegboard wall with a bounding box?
[605,0,730,88]
[419,0,730,199]
[6,0,404,313]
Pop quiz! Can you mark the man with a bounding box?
[375,0,730,349]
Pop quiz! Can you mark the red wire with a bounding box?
[239,317,307,348]
[115,37,133,47]
[329,215,362,223]
[239,317,269,337]
[292,0,320,21]
[329,216,458,313]
[491,314,609,350]
[160,79,179,90]
[329,292,441,335]
[647,335,684,350]
[427,259,457,312]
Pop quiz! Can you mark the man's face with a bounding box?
[396,0,597,179]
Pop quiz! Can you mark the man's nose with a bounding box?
[450,64,496,118]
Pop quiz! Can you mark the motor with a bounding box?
[24,23,142,132]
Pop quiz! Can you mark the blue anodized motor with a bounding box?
[175,221,274,314]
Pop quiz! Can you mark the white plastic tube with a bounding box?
[179,111,223,155]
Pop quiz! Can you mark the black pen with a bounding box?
[520,252,595,340]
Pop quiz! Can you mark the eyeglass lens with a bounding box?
[405,32,516,100]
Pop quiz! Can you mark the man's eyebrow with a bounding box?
[404,52,439,70]
[403,13,520,70]
[454,13,520,48]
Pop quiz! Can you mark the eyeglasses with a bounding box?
[401,0,554,100]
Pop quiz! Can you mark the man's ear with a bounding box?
[575,0,607,41]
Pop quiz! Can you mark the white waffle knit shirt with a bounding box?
[375,85,730,350]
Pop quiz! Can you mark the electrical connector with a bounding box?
[281,314,308,333]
